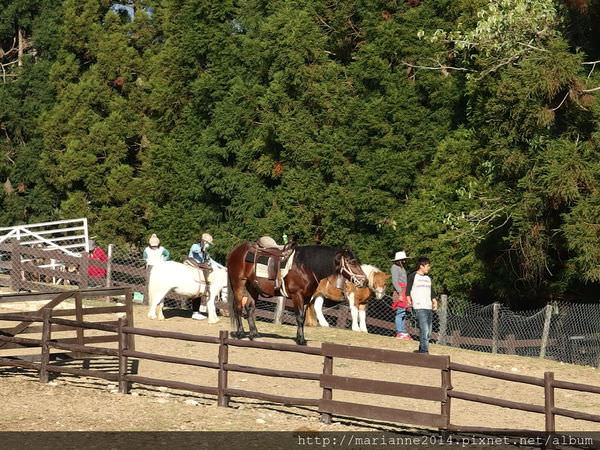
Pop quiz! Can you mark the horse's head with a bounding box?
[335,248,367,287]
[371,271,390,300]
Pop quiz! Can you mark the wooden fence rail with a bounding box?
[1,310,600,436]
[0,242,580,362]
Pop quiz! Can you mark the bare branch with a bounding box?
[582,86,600,93]
[400,61,472,72]
[0,38,17,58]
[551,92,569,111]
[516,41,549,53]
[587,62,596,79]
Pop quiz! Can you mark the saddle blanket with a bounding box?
[245,250,295,280]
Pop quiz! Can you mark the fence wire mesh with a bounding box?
[255,294,600,368]
[2,240,600,368]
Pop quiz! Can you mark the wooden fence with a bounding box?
[0,310,599,435]
[0,242,192,307]
[0,243,590,363]
[0,287,135,359]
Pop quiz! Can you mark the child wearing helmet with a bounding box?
[143,234,170,267]
[188,232,213,264]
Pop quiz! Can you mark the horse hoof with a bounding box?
[248,333,261,340]
[230,331,246,340]
[296,339,307,346]
[147,314,156,320]
[208,319,219,324]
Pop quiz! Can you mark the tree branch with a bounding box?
[582,86,600,93]
[400,61,472,72]
[551,92,569,111]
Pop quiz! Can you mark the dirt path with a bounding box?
[1,302,600,433]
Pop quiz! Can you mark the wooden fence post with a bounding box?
[505,334,516,355]
[106,244,114,288]
[217,330,229,407]
[441,355,452,433]
[118,317,130,394]
[438,295,448,345]
[40,308,51,383]
[10,241,21,291]
[492,302,500,354]
[544,371,555,433]
[74,292,84,358]
[451,330,461,348]
[274,296,285,325]
[125,288,135,351]
[540,304,553,359]
[80,253,89,289]
[320,351,333,424]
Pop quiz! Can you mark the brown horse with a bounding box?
[306,265,390,332]
[227,243,366,345]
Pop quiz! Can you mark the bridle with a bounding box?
[339,255,367,287]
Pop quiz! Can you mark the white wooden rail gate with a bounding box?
[0,218,90,276]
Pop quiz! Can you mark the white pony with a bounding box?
[147,259,228,324]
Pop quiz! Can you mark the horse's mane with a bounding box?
[294,245,340,280]
[361,264,382,288]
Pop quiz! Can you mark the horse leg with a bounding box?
[206,293,219,324]
[157,302,165,321]
[245,287,261,340]
[229,279,247,339]
[348,292,360,331]
[293,295,308,346]
[147,286,170,320]
[313,295,330,327]
[358,304,368,333]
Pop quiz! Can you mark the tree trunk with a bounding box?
[17,28,24,67]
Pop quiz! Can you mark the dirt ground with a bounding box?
[1,299,600,435]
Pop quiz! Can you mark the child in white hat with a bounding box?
[143,234,170,267]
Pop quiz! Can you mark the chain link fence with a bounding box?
[2,240,599,368]
[254,294,600,368]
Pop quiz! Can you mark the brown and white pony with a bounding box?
[306,265,389,332]
[227,244,366,345]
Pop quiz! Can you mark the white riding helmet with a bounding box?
[201,233,213,244]
[149,234,160,247]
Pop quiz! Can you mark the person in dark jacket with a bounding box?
[406,257,438,354]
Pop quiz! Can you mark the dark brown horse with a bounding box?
[227,243,366,345]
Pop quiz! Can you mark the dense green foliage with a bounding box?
[1,0,599,306]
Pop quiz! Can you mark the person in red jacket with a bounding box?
[88,240,107,285]
[391,251,412,339]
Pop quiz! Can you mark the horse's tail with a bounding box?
[305,302,317,327]
[228,273,238,328]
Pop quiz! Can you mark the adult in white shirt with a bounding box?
[143,234,170,267]
[406,257,437,354]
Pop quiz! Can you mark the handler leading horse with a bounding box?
[227,243,366,345]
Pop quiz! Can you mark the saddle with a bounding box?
[184,258,212,272]
[245,236,295,291]
[184,258,212,297]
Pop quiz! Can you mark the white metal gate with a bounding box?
[0,218,89,271]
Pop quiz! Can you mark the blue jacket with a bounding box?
[189,243,209,263]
